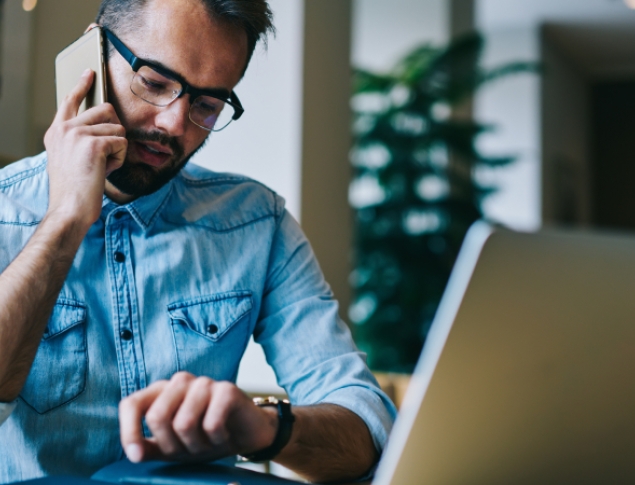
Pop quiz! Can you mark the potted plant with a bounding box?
[349,33,536,373]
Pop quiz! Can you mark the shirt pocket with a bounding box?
[20,299,88,414]
[168,291,252,380]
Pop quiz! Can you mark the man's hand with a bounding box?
[44,68,127,229]
[120,373,379,482]
[119,372,278,463]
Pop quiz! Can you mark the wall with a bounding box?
[473,26,541,231]
[352,0,449,73]
[0,1,33,160]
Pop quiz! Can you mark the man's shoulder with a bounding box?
[0,153,48,225]
[178,162,273,191]
[169,163,286,231]
[0,152,47,188]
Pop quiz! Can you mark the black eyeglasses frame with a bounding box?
[102,27,244,128]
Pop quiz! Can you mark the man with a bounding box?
[0,0,395,483]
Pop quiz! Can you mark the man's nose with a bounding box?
[154,96,191,137]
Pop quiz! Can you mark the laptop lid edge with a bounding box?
[372,220,496,485]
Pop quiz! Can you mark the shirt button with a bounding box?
[207,324,218,334]
[120,329,133,341]
[114,211,125,220]
[114,251,126,263]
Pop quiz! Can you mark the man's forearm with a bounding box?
[275,404,379,483]
[0,212,88,401]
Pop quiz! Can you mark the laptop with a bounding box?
[373,221,635,484]
[18,222,635,484]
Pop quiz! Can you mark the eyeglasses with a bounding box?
[103,28,244,132]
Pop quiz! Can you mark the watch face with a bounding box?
[253,396,280,406]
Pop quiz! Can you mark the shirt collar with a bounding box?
[101,180,174,231]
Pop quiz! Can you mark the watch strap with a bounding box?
[241,397,295,463]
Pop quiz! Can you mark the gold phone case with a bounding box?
[55,27,107,113]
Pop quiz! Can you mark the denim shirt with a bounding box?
[0,153,396,482]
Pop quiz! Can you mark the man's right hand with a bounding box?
[44,68,127,230]
[0,71,128,402]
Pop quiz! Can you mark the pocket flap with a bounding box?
[44,299,87,340]
[167,291,252,342]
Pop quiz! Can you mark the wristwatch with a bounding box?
[240,396,295,463]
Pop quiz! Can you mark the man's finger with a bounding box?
[54,69,95,122]
[75,123,126,138]
[103,136,129,175]
[143,373,194,457]
[173,377,215,454]
[202,382,241,447]
[119,380,168,461]
[70,102,123,128]
[125,438,166,463]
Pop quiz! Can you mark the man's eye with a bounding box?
[196,99,221,114]
[199,103,217,113]
[140,75,167,91]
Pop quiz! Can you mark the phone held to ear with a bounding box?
[55,26,108,114]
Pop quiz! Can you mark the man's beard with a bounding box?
[107,128,207,198]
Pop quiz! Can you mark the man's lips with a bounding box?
[133,141,172,167]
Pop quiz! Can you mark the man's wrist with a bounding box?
[240,397,295,463]
[42,207,94,241]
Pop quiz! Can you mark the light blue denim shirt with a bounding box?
[0,153,396,483]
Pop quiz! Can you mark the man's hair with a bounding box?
[96,0,275,74]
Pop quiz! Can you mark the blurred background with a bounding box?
[2,0,635,400]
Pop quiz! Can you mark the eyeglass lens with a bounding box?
[130,65,235,131]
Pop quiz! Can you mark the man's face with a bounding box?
[103,0,248,202]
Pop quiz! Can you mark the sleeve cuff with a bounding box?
[0,400,17,427]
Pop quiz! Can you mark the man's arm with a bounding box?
[119,373,378,483]
[0,69,126,402]
[275,402,379,482]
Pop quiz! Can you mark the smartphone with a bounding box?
[55,27,107,114]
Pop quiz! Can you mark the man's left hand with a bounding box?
[119,372,279,463]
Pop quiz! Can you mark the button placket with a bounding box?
[106,214,147,399]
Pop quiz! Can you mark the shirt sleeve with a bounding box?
[254,208,397,454]
[0,400,17,427]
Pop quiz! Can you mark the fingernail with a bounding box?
[126,443,143,463]
[83,68,92,76]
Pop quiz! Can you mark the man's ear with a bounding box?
[85,23,99,33]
